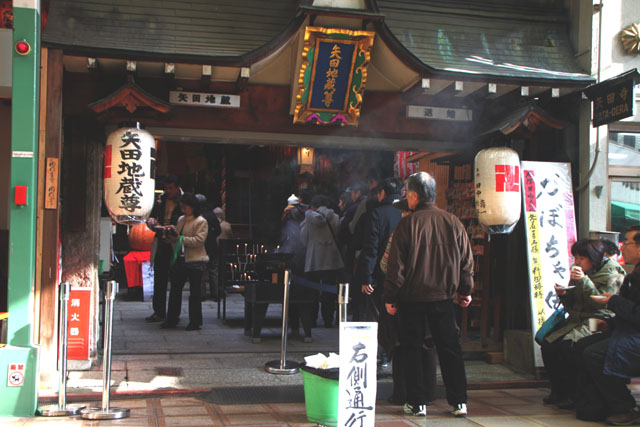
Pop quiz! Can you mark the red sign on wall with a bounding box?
[66,288,91,360]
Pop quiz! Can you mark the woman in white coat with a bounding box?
[162,193,209,331]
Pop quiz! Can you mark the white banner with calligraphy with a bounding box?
[338,322,378,427]
[521,161,577,367]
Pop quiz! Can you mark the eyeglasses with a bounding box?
[622,241,639,246]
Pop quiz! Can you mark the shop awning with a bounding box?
[611,200,640,223]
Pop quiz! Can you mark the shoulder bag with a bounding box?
[534,307,567,345]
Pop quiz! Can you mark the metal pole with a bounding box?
[37,283,85,416]
[82,281,129,420]
[102,280,114,411]
[338,283,349,324]
[265,269,300,374]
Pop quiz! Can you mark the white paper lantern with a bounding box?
[103,123,156,225]
[474,147,521,234]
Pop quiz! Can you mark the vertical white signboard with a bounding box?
[338,322,378,427]
[521,162,577,367]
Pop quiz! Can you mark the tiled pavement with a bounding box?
[19,290,638,425]
[6,387,635,426]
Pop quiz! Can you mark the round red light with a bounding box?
[15,40,31,55]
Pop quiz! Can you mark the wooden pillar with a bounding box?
[36,48,64,387]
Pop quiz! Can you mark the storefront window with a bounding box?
[610,179,640,234]
[608,129,640,235]
[608,131,640,166]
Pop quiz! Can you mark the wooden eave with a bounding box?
[481,103,565,137]
[89,77,171,114]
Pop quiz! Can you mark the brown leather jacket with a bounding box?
[383,202,474,304]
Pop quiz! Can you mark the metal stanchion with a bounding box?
[338,283,349,325]
[265,269,300,374]
[37,282,86,417]
[82,281,130,420]
[338,283,350,344]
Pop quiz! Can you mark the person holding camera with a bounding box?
[161,193,209,331]
[145,175,183,323]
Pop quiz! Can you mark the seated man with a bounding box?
[583,268,640,425]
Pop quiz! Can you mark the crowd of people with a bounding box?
[138,171,640,423]
[278,171,474,418]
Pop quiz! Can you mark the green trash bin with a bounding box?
[301,366,339,427]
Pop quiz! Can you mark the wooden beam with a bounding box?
[486,83,519,99]
[87,57,99,74]
[422,78,453,95]
[126,60,136,74]
[164,62,175,78]
[201,64,212,89]
[37,48,64,388]
[236,67,250,92]
[528,86,552,98]
[454,81,487,97]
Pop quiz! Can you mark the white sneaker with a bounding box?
[403,403,427,416]
[451,403,467,417]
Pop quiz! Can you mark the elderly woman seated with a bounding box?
[540,239,625,409]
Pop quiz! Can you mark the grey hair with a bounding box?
[405,172,436,203]
[213,207,225,220]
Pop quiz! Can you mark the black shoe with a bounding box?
[145,313,165,322]
[185,323,201,331]
[160,321,178,329]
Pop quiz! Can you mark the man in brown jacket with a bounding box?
[384,172,474,418]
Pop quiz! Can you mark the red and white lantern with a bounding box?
[474,147,521,234]
[103,123,156,225]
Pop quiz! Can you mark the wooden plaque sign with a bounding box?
[44,157,59,209]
